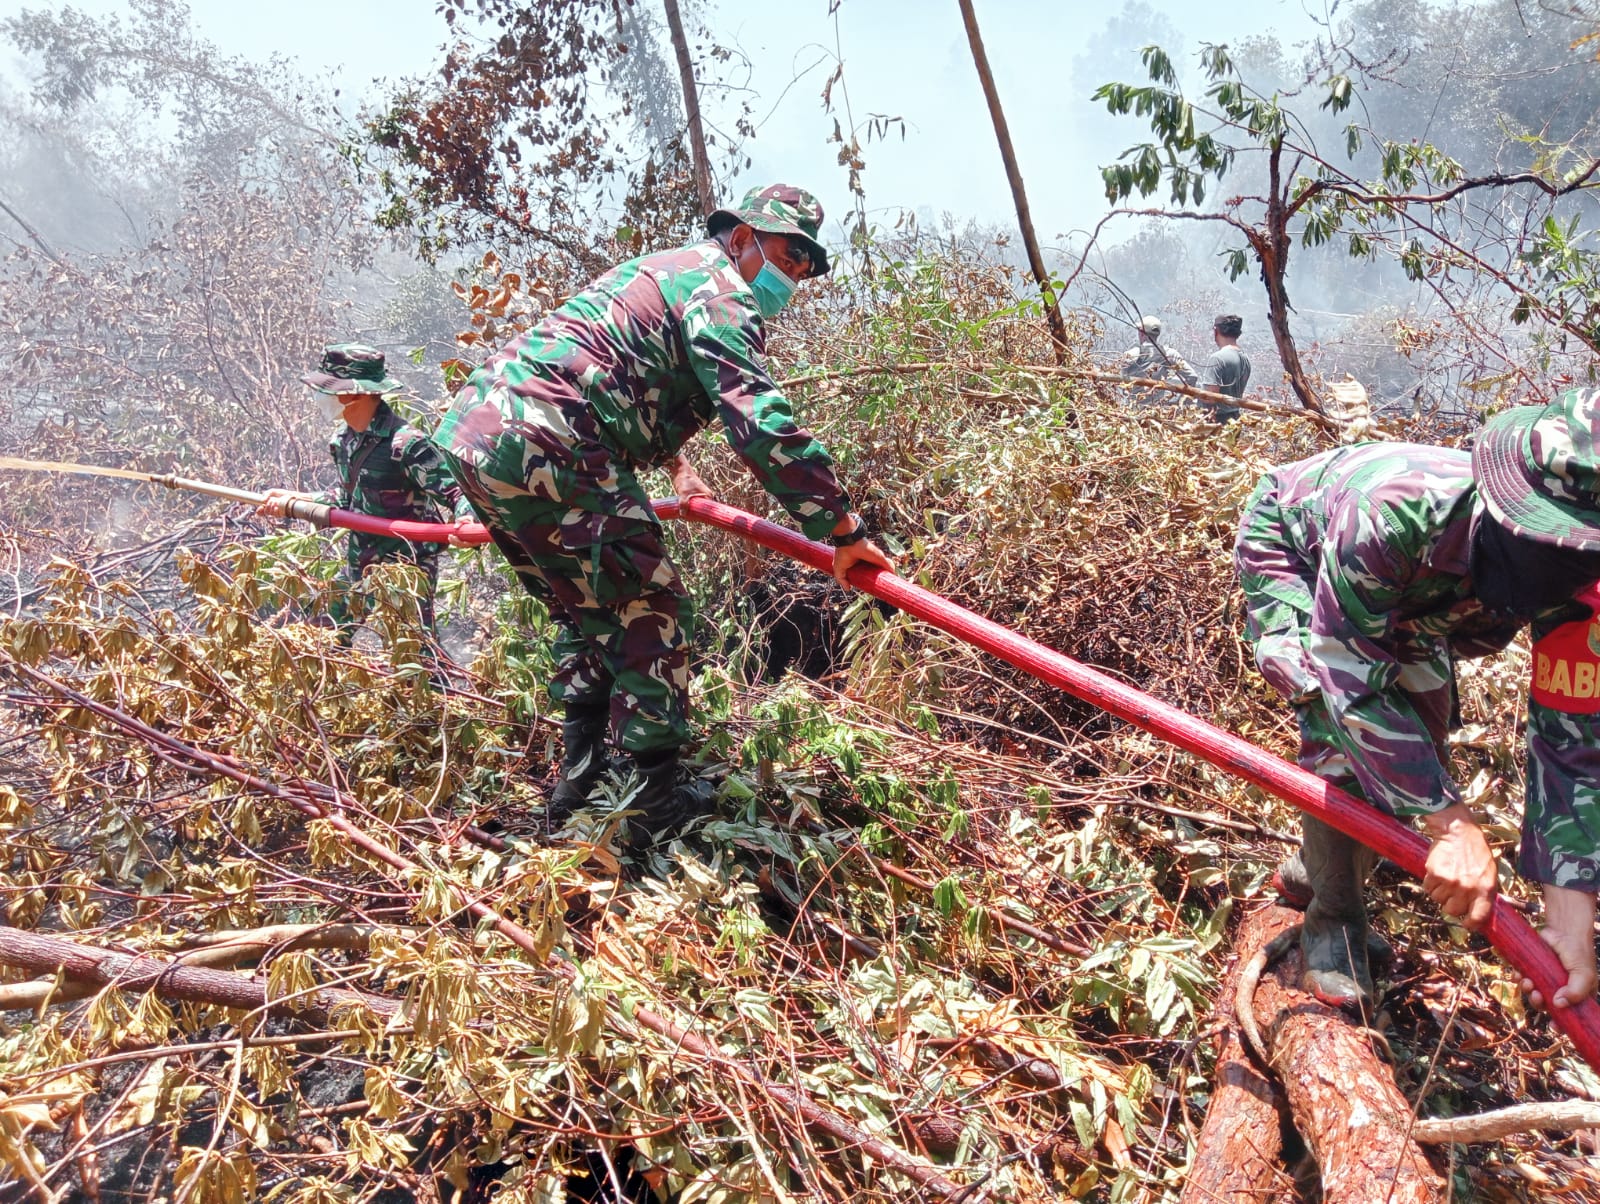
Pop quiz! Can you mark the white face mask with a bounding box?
[317,392,350,423]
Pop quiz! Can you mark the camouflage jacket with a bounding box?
[314,402,473,532]
[1236,443,1535,816]
[1118,341,1197,387]
[433,240,851,541]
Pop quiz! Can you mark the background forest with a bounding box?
[2,0,1600,1201]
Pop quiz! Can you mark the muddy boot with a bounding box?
[546,700,610,824]
[1297,815,1377,1010]
[620,750,713,848]
[1274,846,1393,964]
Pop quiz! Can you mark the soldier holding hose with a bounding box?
[1236,389,1600,1013]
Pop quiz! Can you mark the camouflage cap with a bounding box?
[1474,388,1600,550]
[708,184,831,276]
[302,343,402,396]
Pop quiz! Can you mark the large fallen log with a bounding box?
[1248,925,1446,1203]
[1181,902,1301,1204]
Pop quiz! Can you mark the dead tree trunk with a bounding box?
[954,0,1069,365]
[1250,926,1446,1203]
[0,926,399,1023]
[663,0,715,217]
[1182,903,1301,1204]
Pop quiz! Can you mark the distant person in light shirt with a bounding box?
[1118,315,1196,406]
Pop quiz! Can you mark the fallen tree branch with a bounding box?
[0,923,398,1013]
[776,359,1341,434]
[0,927,399,1025]
[1412,1100,1600,1144]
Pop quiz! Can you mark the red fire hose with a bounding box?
[319,498,1600,1070]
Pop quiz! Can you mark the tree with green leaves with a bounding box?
[1093,39,1600,414]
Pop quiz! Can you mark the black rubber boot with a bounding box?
[1297,815,1377,1010]
[1273,846,1393,964]
[547,700,610,823]
[620,750,711,847]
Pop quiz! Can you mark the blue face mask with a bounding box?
[749,243,797,318]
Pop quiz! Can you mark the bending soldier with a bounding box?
[431,184,895,843]
[259,344,475,646]
[1235,388,1600,1013]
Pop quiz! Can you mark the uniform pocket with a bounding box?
[556,511,656,551]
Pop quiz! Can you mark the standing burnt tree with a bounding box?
[0,0,370,486]
[361,0,751,275]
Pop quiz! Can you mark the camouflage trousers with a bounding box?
[1288,687,1451,815]
[437,447,694,755]
[329,535,440,648]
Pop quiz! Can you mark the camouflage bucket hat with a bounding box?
[302,343,402,396]
[1473,388,1600,550]
[708,184,831,276]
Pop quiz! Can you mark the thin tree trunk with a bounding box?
[954,0,1069,364]
[1182,903,1301,1204]
[663,0,715,216]
[1259,140,1324,415]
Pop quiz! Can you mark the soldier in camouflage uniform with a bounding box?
[1235,388,1600,1014]
[259,344,476,646]
[432,184,894,842]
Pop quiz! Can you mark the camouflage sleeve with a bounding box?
[1307,496,1460,817]
[1172,351,1198,388]
[682,298,851,541]
[1117,348,1140,378]
[1235,478,1321,702]
[396,428,473,521]
[1522,702,1600,891]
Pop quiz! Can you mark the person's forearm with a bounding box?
[1543,883,1597,935]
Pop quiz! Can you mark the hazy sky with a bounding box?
[6,0,1330,252]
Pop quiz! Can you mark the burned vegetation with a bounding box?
[4,0,1600,1200]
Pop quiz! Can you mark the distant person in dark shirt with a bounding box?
[1199,313,1251,424]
